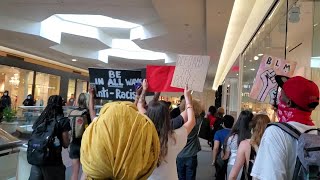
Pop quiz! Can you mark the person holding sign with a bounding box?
[137,80,196,180]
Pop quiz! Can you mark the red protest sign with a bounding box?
[146,65,183,92]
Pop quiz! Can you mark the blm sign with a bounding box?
[89,68,142,101]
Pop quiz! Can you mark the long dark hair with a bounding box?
[227,110,253,146]
[33,95,64,129]
[146,100,173,165]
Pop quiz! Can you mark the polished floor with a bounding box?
[64,138,215,180]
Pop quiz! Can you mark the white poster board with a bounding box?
[171,55,210,92]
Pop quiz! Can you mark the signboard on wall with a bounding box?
[88,68,142,101]
[171,55,210,92]
[249,55,297,104]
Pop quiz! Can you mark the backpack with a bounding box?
[198,117,211,141]
[69,108,88,139]
[268,123,320,180]
[27,117,59,165]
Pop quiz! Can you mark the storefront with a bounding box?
[0,54,89,107]
[237,0,320,125]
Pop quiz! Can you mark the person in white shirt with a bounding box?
[251,75,319,180]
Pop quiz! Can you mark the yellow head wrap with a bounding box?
[80,102,160,179]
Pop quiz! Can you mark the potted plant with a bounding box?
[0,107,18,133]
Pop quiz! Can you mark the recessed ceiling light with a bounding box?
[72,59,77,62]
[250,68,255,71]
[249,60,252,62]
[244,66,247,68]
[258,54,264,56]
[254,56,259,60]
[236,73,239,76]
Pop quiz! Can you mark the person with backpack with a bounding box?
[212,115,235,179]
[28,95,71,180]
[251,76,320,180]
[69,93,91,180]
[228,114,270,180]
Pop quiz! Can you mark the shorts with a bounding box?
[69,139,81,159]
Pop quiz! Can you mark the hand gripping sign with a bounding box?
[249,55,296,104]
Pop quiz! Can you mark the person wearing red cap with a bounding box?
[251,76,319,180]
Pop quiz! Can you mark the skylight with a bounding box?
[55,14,140,29]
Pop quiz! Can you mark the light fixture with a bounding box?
[9,74,20,86]
[72,59,77,62]
[258,54,263,56]
[236,73,239,76]
[250,68,255,71]
[314,23,318,27]
[249,60,252,62]
[254,56,259,60]
[244,66,247,67]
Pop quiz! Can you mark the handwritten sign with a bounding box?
[249,55,297,104]
[88,68,142,101]
[171,55,210,92]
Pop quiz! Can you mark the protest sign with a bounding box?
[88,68,142,101]
[249,55,297,104]
[171,55,210,92]
[146,65,183,92]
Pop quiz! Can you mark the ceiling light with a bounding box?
[250,68,255,71]
[254,56,259,60]
[236,73,239,76]
[258,54,263,56]
[249,60,252,62]
[244,66,247,67]
[72,59,77,62]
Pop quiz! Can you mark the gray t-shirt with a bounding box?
[177,117,202,158]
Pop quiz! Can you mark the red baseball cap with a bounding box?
[275,75,319,111]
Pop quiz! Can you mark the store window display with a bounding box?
[0,65,34,109]
[67,79,76,106]
[34,72,60,106]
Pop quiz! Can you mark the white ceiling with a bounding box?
[0,0,234,89]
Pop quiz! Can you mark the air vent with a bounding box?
[6,54,24,61]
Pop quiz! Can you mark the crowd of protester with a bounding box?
[10,74,319,180]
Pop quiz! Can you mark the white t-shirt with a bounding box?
[251,122,316,180]
[148,127,188,180]
[227,134,238,165]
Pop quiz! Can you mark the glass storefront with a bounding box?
[0,65,34,109]
[34,72,61,106]
[67,79,76,106]
[240,0,320,125]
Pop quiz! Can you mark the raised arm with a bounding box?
[137,79,148,114]
[134,87,143,106]
[182,85,196,134]
[88,88,96,120]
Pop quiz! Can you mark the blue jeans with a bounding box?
[176,155,198,180]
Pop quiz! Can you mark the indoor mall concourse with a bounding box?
[0,0,319,180]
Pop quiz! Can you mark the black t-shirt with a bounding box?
[51,116,71,165]
[170,107,181,119]
[171,115,184,130]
